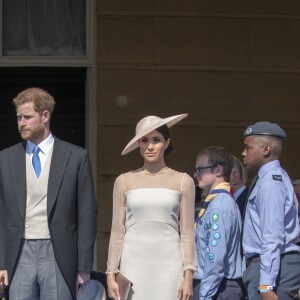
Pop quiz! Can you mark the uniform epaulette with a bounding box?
[272,174,282,181]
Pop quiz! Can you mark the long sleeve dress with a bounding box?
[106,167,197,300]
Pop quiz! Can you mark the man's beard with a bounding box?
[19,129,33,140]
[19,126,42,141]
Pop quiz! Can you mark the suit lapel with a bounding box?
[236,187,248,204]
[10,142,27,219]
[47,138,71,217]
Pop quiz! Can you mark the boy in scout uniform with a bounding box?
[242,121,300,300]
[194,146,243,300]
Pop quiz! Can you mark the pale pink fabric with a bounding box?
[107,168,197,276]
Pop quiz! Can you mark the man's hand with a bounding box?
[0,270,8,286]
[76,272,90,290]
[261,291,278,300]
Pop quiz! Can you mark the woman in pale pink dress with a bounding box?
[106,114,197,300]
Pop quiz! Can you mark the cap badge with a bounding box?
[245,127,252,135]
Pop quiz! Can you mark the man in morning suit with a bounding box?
[230,156,249,217]
[0,87,97,300]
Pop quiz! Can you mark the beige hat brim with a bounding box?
[121,113,188,155]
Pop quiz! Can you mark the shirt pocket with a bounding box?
[248,183,259,202]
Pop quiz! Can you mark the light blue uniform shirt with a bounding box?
[243,160,300,286]
[195,192,243,300]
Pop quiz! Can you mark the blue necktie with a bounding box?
[32,145,41,178]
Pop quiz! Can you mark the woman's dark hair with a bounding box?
[156,125,173,155]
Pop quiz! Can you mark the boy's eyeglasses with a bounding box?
[194,165,216,176]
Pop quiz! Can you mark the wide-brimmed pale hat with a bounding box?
[77,280,106,300]
[121,113,188,155]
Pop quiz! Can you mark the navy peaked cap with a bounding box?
[244,121,286,139]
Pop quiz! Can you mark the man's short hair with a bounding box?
[197,146,234,182]
[13,87,56,115]
[232,156,248,184]
[292,179,300,186]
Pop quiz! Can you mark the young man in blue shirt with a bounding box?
[194,146,243,300]
[242,121,300,300]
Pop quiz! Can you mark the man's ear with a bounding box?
[232,170,239,185]
[215,165,224,178]
[42,110,50,123]
[263,145,271,156]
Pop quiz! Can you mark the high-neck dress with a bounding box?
[106,167,197,300]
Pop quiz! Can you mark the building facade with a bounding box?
[0,0,300,270]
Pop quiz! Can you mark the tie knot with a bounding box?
[33,145,40,155]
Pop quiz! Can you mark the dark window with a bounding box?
[0,67,86,150]
[2,0,86,56]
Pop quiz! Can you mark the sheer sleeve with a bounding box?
[180,173,197,272]
[106,174,126,274]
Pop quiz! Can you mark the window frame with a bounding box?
[0,0,95,66]
[0,0,97,194]
[0,0,97,159]
[0,0,98,267]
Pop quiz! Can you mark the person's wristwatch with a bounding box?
[258,285,274,293]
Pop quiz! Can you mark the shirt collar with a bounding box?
[234,185,246,200]
[258,160,280,179]
[27,133,54,155]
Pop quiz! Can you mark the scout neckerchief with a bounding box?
[195,182,232,228]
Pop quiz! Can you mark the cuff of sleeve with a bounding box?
[259,273,276,286]
[183,265,198,272]
[105,269,120,275]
